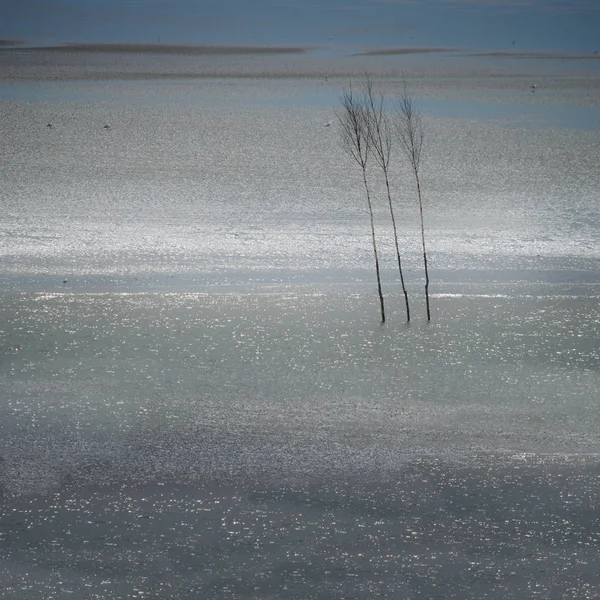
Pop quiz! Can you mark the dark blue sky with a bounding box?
[1,0,599,53]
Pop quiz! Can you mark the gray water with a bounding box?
[1,50,600,598]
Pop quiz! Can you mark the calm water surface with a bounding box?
[1,51,599,598]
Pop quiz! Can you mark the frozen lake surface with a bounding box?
[1,48,600,598]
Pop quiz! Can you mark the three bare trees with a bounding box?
[337,76,430,322]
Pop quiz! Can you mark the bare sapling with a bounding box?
[396,80,430,321]
[363,75,410,323]
[337,83,386,323]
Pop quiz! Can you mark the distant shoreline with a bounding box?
[1,41,598,61]
[1,42,310,55]
[354,48,461,56]
[2,41,600,84]
[0,38,25,47]
[468,50,600,60]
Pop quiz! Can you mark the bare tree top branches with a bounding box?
[363,75,393,173]
[396,80,424,175]
[337,83,370,170]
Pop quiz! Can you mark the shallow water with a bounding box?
[2,458,600,599]
[1,287,600,488]
[1,51,600,597]
[1,285,599,597]
[1,72,599,281]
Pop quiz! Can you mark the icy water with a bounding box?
[1,49,600,598]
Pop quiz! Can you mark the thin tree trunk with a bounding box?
[415,172,430,321]
[384,173,410,322]
[363,167,385,323]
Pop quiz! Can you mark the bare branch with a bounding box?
[396,80,424,176]
[336,83,370,169]
[396,77,430,320]
[337,79,386,323]
[362,74,392,173]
